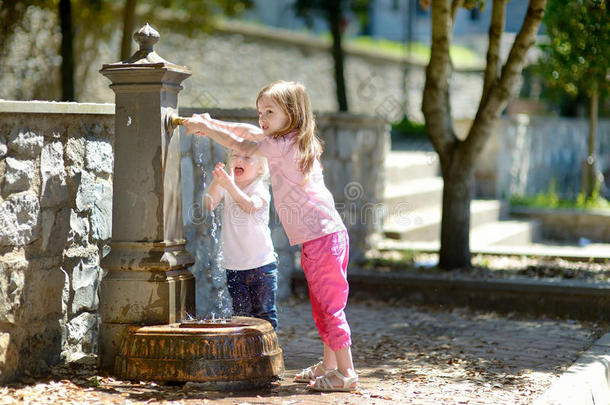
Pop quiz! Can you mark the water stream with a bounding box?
[182,130,233,321]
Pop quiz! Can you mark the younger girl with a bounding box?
[204,151,278,330]
[183,81,358,392]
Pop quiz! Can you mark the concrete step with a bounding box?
[383,200,508,241]
[376,239,610,263]
[469,219,541,247]
[385,150,440,184]
[384,177,443,213]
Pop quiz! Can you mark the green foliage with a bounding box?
[363,249,416,270]
[391,116,428,142]
[346,36,484,68]
[86,376,101,387]
[510,180,610,210]
[138,0,253,36]
[537,0,609,100]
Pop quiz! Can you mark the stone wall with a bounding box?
[0,101,388,382]
[0,101,114,383]
[475,116,610,200]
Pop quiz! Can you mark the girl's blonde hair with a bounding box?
[256,81,323,175]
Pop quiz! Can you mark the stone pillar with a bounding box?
[98,24,195,371]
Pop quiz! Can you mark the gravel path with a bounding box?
[0,297,604,404]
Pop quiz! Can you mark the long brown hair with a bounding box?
[256,81,323,175]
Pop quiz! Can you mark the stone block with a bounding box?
[85,137,113,175]
[270,225,289,249]
[20,320,62,370]
[74,169,96,212]
[67,210,90,247]
[22,266,64,322]
[0,192,40,246]
[40,210,56,253]
[66,312,98,352]
[358,127,377,153]
[337,129,357,160]
[8,129,43,159]
[0,332,19,384]
[196,236,213,268]
[179,130,193,154]
[319,125,337,157]
[211,140,228,165]
[71,261,101,313]
[40,141,69,207]
[322,159,348,197]
[90,179,112,241]
[0,259,25,324]
[0,136,7,158]
[3,157,34,194]
[276,250,296,300]
[65,137,85,168]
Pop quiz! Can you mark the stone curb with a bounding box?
[534,333,610,405]
[292,270,610,321]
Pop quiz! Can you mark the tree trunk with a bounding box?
[584,84,599,197]
[422,0,546,270]
[438,155,475,269]
[59,0,74,101]
[121,0,137,61]
[328,6,348,112]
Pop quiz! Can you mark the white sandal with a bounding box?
[308,369,359,392]
[294,361,334,383]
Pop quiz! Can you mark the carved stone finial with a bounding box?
[133,23,159,52]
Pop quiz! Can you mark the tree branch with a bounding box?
[481,0,505,104]
[422,0,456,162]
[451,0,464,23]
[465,0,546,157]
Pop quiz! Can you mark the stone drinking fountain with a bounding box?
[98,24,284,389]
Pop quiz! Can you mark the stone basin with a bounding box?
[114,316,284,390]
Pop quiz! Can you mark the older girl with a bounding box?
[184,81,358,392]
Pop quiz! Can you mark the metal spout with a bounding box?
[164,113,186,136]
[171,114,186,126]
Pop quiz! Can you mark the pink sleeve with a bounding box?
[257,137,285,158]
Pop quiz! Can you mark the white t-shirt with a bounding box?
[218,178,276,270]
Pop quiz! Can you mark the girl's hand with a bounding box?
[212,162,235,189]
[183,114,208,136]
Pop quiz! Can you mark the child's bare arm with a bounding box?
[212,163,261,214]
[207,118,265,142]
[183,114,261,156]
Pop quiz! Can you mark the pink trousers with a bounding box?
[300,230,351,351]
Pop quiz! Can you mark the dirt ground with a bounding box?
[0,297,605,405]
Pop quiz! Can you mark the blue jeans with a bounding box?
[226,262,278,330]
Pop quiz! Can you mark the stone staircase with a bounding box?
[379,150,541,251]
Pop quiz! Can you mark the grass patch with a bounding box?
[346,36,484,68]
[362,249,417,272]
[510,181,610,211]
